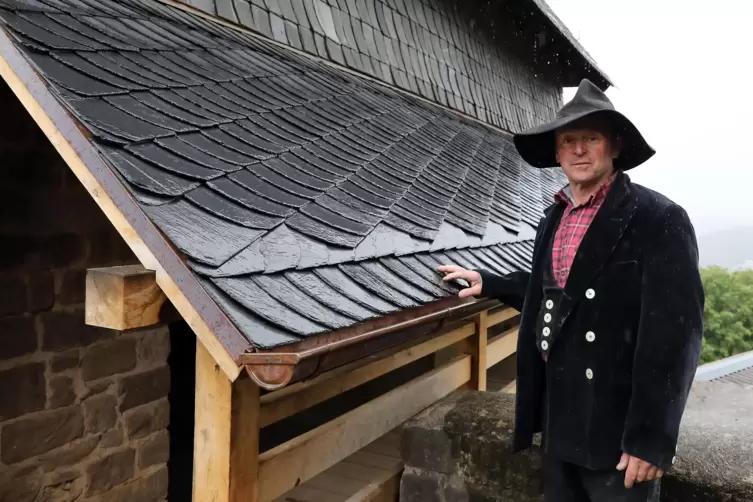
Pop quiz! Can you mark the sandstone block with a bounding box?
[94,465,168,502]
[137,328,171,366]
[40,310,114,352]
[0,274,27,316]
[42,469,85,501]
[50,349,79,372]
[0,362,46,421]
[400,391,543,501]
[49,375,77,408]
[1,407,84,464]
[57,268,86,306]
[125,398,170,439]
[0,315,37,360]
[83,393,118,433]
[40,436,99,472]
[27,271,54,312]
[86,448,136,496]
[0,465,42,502]
[118,366,170,412]
[101,427,125,448]
[138,430,170,469]
[81,338,137,381]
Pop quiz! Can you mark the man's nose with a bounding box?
[573,141,587,155]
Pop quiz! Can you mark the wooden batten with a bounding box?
[257,354,472,502]
[85,265,168,330]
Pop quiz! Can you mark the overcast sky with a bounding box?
[545,0,751,236]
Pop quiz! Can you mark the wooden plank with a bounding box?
[487,307,518,327]
[260,323,475,427]
[257,355,471,501]
[344,468,401,502]
[487,327,519,369]
[0,36,244,381]
[230,377,261,502]
[193,339,232,502]
[85,265,167,330]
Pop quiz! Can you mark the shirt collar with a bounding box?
[555,172,616,208]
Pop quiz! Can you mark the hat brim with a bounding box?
[512,109,655,171]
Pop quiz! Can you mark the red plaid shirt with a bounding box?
[551,175,615,287]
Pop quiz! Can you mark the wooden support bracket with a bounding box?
[85,265,170,330]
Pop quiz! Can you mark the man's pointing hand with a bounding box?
[617,453,663,488]
[437,265,482,298]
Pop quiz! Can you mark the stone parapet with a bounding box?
[400,383,753,502]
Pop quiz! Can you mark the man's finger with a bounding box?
[616,452,629,471]
[441,271,466,282]
[437,265,462,274]
[624,457,639,488]
[635,460,650,483]
[645,465,657,482]
[656,468,664,479]
[458,283,481,298]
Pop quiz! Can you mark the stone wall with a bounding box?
[0,80,171,501]
[400,386,753,502]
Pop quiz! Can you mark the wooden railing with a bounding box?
[192,305,520,502]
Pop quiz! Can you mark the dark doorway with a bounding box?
[167,321,196,501]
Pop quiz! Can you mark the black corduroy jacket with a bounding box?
[479,171,704,472]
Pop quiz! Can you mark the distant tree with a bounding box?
[699,266,753,363]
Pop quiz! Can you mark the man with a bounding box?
[438,79,704,502]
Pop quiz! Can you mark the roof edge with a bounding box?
[695,350,753,382]
[241,297,499,390]
[0,26,250,381]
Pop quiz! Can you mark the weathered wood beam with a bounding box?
[193,340,262,502]
[85,265,168,330]
[193,340,232,502]
[487,326,519,369]
[259,322,476,427]
[257,355,472,502]
[471,310,489,391]
[487,307,519,327]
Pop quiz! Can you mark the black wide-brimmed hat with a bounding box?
[513,79,655,171]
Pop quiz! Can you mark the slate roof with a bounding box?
[0,0,565,350]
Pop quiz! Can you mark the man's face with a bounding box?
[555,120,619,186]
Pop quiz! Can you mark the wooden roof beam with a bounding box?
[85,265,171,331]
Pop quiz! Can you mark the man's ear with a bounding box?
[611,134,623,159]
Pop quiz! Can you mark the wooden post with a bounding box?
[472,310,489,391]
[193,339,232,502]
[193,339,261,502]
[230,377,261,502]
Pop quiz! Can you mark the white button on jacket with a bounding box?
[544,313,552,322]
[546,299,554,309]
[543,327,550,337]
[541,340,549,351]
[586,368,593,379]
[586,331,595,342]
[585,288,595,299]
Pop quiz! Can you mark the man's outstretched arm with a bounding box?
[437,265,530,312]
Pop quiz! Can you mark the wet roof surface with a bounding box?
[0,0,564,348]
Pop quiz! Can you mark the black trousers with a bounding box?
[543,454,661,502]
